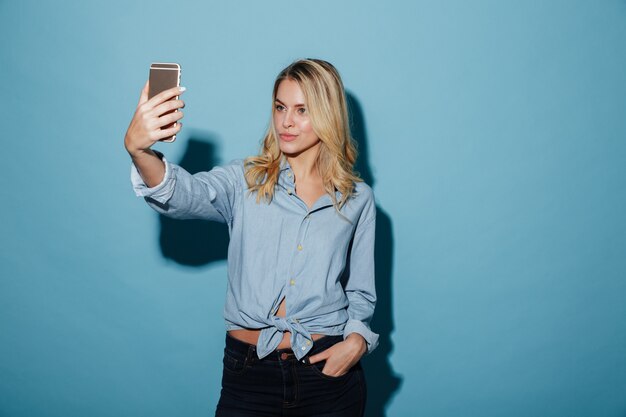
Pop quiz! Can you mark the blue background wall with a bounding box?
[1,1,625,416]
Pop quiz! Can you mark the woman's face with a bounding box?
[273,79,320,158]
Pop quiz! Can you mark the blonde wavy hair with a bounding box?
[244,59,361,210]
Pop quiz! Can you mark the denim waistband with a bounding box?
[224,332,344,363]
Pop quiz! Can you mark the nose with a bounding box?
[282,109,294,129]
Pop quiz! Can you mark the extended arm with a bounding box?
[125,81,239,223]
[124,81,185,187]
[130,153,240,223]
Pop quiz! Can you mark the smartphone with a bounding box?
[148,62,181,142]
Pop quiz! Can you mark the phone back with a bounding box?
[148,63,180,99]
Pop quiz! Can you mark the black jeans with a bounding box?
[215,333,367,417]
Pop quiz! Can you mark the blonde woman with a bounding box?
[125,59,379,416]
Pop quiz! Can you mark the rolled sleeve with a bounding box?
[130,151,176,204]
[344,318,379,352]
[130,151,242,224]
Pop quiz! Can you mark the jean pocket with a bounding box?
[308,360,353,380]
[222,349,249,375]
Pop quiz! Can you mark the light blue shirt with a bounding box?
[131,152,379,360]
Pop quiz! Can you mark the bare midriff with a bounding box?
[228,297,326,350]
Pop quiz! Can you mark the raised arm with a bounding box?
[125,82,241,223]
[124,81,185,187]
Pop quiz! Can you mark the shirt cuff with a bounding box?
[343,319,380,355]
[130,151,176,204]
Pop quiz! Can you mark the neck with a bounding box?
[285,143,321,181]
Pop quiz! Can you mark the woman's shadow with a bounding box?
[158,132,230,266]
[158,98,402,415]
[348,92,403,416]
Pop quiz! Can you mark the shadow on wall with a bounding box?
[348,91,403,417]
[157,98,402,415]
[158,134,229,265]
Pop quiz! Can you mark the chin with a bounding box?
[279,143,301,156]
[279,138,321,157]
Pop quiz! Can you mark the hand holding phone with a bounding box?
[124,65,185,157]
[148,62,182,142]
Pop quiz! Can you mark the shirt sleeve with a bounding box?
[130,151,240,224]
[342,190,380,354]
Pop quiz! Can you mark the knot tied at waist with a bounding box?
[256,316,314,360]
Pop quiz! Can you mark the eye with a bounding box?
[297,107,307,115]
[275,104,285,111]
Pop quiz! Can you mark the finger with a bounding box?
[322,356,352,377]
[154,111,184,129]
[151,99,185,118]
[138,80,149,105]
[308,350,330,364]
[323,366,348,377]
[152,122,182,141]
[308,354,321,364]
[320,358,344,377]
[147,85,186,109]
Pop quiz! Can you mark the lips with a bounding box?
[279,133,298,142]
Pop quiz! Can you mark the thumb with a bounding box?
[138,80,149,105]
[308,349,330,364]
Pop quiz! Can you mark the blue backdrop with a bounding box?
[2,1,625,416]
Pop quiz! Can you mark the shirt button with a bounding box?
[301,346,306,351]
[306,340,311,345]
[290,279,296,286]
[287,172,292,178]
[287,188,293,195]
[297,244,303,251]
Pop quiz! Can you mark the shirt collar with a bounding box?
[278,157,344,204]
[279,157,291,172]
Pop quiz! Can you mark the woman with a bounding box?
[125,59,379,416]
